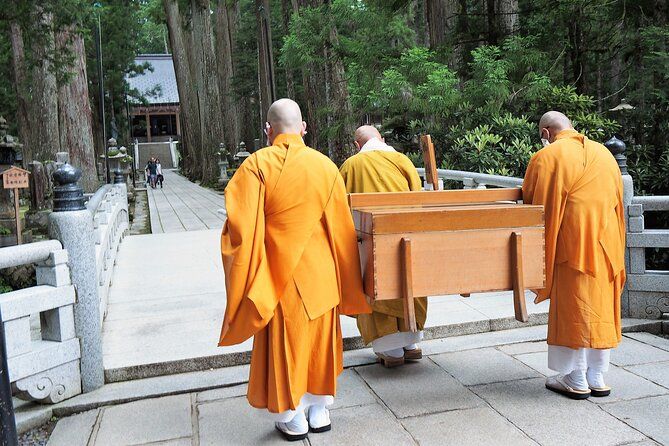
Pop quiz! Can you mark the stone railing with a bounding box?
[419,136,669,320]
[626,195,669,318]
[86,179,129,322]
[0,241,82,404]
[417,168,523,189]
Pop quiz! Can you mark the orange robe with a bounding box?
[219,133,371,413]
[522,129,626,349]
[339,148,428,345]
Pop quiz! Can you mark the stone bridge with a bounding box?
[1,138,667,436]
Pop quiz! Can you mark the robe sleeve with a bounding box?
[338,160,353,194]
[218,159,277,346]
[522,152,567,303]
[400,155,423,191]
[325,174,372,316]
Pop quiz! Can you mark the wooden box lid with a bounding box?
[354,203,543,235]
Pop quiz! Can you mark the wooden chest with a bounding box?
[350,188,546,326]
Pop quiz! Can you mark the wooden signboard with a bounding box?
[351,188,545,330]
[1,166,30,245]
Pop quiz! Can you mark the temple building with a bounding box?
[127,54,180,143]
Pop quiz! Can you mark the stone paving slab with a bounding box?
[625,331,669,351]
[401,406,538,446]
[626,361,669,389]
[498,341,547,355]
[602,395,669,445]
[472,378,647,446]
[310,404,415,446]
[356,359,484,419]
[198,397,295,446]
[431,347,541,385]
[93,394,192,446]
[610,337,669,366]
[46,409,99,446]
[594,364,668,403]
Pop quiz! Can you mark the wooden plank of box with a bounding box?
[349,188,522,209]
[354,203,545,305]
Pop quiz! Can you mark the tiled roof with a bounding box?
[127,54,179,105]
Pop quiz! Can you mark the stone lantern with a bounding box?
[218,143,229,185]
[234,141,251,167]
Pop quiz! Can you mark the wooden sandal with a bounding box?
[545,376,591,400]
[404,348,423,361]
[589,386,611,397]
[376,353,405,368]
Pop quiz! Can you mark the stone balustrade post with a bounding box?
[48,163,104,392]
[604,136,634,317]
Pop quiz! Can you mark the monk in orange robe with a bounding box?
[523,111,626,399]
[218,99,371,440]
[339,125,428,367]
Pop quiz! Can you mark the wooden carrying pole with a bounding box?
[400,238,418,332]
[511,232,529,322]
[420,134,439,191]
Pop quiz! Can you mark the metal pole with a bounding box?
[95,12,109,184]
[0,306,18,446]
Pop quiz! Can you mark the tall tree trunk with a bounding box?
[56,30,98,192]
[163,0,201,178]
[495,0,518,39]
[324,6,355,166]
[215,0,240,151]
[281,0,298,98]
[568,5,586,93]
[425,0,458,49]
[256,0,277,128]
[8,20,33,162]
[191,0,225,183]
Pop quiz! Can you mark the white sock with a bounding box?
[284,410,308,433]
[564,369,587,390]
[404,343,418,350]
[587,368,606,388]
[380,347,404,358]
[308,405,330,428]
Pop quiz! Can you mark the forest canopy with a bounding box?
[0,0,667,196]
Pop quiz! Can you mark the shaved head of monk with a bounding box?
[539,111,574,146]
[354,125,383,151]
[265,98,307,144]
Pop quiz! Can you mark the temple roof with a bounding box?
[127,54,179,105]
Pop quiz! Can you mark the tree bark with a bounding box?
[56,30,98,192]
[281,0,298,98]
[425,0,458,49]
[8,20,33,162]
[256,0,277,127]
[495,0,518,39]
[215,0,241,151]
[324,7,355,166]
[163,0,201,178]
[191,0,226,184]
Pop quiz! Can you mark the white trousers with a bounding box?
[547,345,610,375]
[372,330,424,354]
[265,392,333,423]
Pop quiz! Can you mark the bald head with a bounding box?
[539,111,573,144]
[354,125,383,151]
[265,98,306,143]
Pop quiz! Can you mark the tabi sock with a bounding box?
[404,343,419,351]
[308,405,330,428]
[587,368,606,388]
[380,347,405,358]
[284,410,308,433]
[564,369,588,390]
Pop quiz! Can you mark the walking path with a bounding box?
[48,329,669,445]
[146,170,226,233]
[102,169,549,381]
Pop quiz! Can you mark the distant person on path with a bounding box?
[339,125,427,368]
[155,158,164,188]
[523,111,626,399]
[145,157,158,189]
[218,98,370,441]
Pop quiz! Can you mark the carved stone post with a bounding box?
[48,163,104,392]
[604,136,634,317]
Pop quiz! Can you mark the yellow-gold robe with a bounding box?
[219,133,371,414]
[339,144,428,345]
[522,129,626,349]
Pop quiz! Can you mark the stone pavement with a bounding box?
[47,330,669,446]
[146,170,226,233]
[102,225,549,381]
